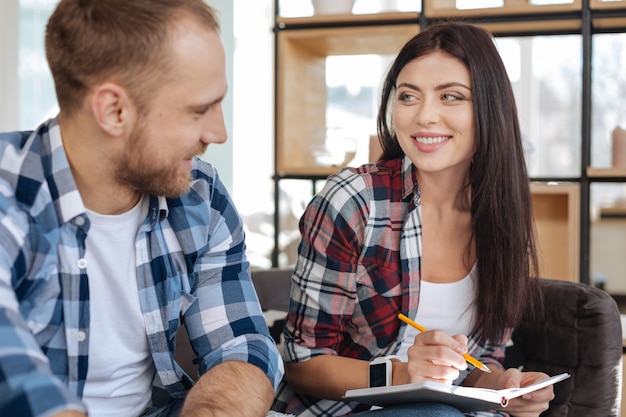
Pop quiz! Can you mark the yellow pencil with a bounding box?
[397,313,491,373]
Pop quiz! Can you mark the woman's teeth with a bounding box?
[415,136,448,144]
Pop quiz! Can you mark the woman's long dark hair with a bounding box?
[377,22,541,343]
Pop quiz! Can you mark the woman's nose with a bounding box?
[414,99,440,126]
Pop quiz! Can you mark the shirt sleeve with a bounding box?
[0,184,87,417]
[476,328,511,371]
[180,165,284,391]
[282,169,374,363]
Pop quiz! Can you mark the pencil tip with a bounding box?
[481,364,491,373]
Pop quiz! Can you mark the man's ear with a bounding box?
[90,82,133,137]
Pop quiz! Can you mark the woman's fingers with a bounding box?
[405,330,469,384]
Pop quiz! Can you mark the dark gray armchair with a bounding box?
[505,278,622,417]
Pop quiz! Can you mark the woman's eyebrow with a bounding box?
[436,81,472,91]
[396,81,472,92]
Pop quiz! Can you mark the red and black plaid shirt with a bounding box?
[273,157,509,417]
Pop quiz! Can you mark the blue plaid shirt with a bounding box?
[0,116,283,417]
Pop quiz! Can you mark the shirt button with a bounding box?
[76,331,86,342]
[77,258,88,269]
[74,216,86,227]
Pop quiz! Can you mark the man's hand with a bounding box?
[180,361,274,417]
[51,412,87,417]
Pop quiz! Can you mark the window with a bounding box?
[18,0,59,130]
[496,35,582,178]
[591,33,626,168]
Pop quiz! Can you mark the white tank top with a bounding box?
[82,195,155,416]
[396,265,477,361]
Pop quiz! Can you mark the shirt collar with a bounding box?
[46,116,88,225]
[152,195,169,224]
[401,155,419,201]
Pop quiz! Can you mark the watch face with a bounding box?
[369,362,388,387]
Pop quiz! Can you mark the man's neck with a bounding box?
[60,116,141,215]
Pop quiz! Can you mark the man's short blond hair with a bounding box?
[45,0,220,117]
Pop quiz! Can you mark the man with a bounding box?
[0,1,283,416]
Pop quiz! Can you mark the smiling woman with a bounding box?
[272,22,547,417]
[392,51,475,180]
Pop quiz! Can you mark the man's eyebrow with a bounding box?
[185,91,227,112]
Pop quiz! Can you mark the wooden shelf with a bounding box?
[530,182,580,282]
[480,18,581,34]
[276,11,419,27]
[276,23,418,56]
[587,166,626,178]
[425,0,581,19]
[598,206,626,218]
[590,0,626,10]
[592,16,626,30]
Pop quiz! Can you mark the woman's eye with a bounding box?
[442,93,459,102]
[398,92,416,102]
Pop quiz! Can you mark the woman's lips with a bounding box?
[413,135,451,153]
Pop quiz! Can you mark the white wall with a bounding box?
[201,0,234,191]
[0,0,19,132]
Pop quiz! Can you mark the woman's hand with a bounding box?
[495,368,554,417]
[404,330,469,385]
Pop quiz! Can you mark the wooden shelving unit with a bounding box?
[531,182,580,282]
[272,0,626,285]
[275,13,418,177]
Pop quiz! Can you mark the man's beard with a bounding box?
[114,125,203,198]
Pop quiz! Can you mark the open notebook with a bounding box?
[343,373,570,413]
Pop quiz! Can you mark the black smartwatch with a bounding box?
[369,355,400,387]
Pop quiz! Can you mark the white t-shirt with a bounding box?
[82,195,155,417]
[397,265,477,361]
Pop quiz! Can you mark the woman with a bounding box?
[272,22,551,417]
